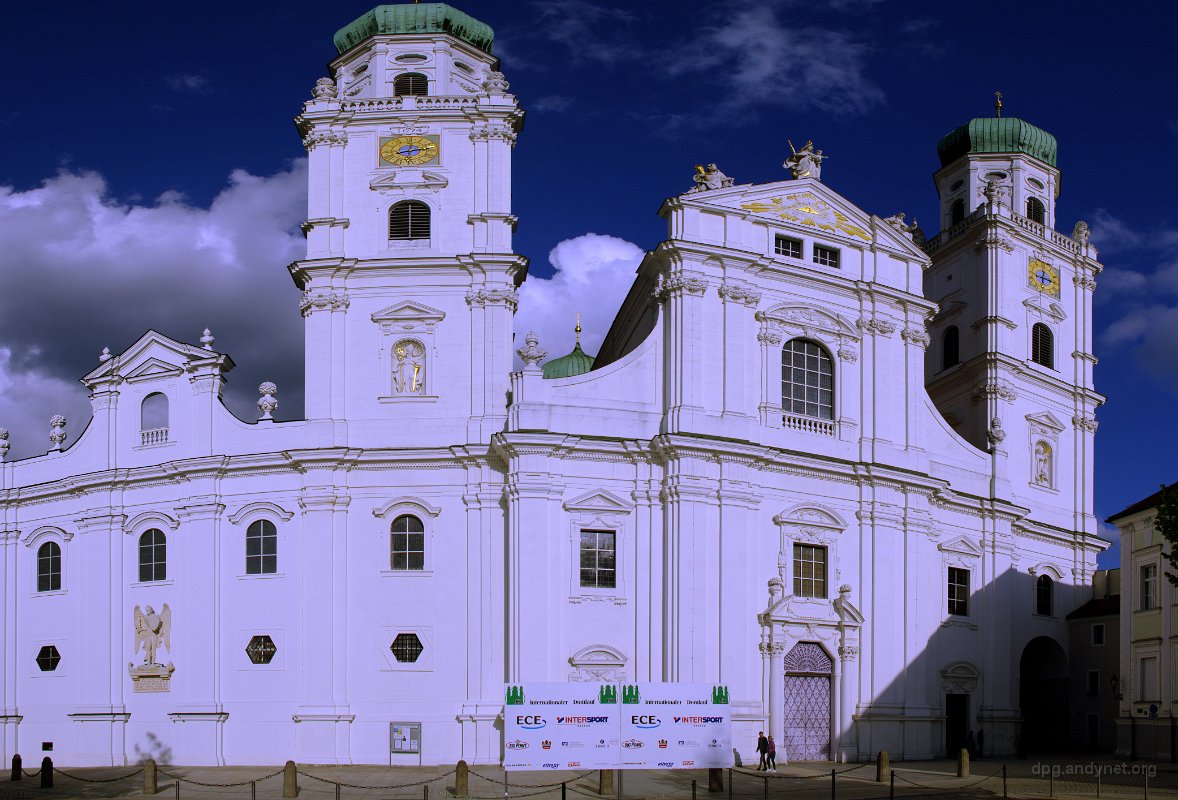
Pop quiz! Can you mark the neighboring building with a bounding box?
[0,3,1107,767]
[1067,569,1119,752]
[1108,482,1178,759]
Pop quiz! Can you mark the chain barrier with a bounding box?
[892,766,1003,790]
[738,762,869,781]
[158,767,285,787]
[18,769,39,778]
[296,766,456,790]
[53,766,146,783]
[469,770,595,788]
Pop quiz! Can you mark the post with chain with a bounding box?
[598,770,613,797]
[1003,764,1007,798]
[10,753,20,782]
[562,782,567,800]
[830,767,836,800]
[889,770,894,800]
[251,781,257,800]
[708,768,723,794]
[1097,769,1101,798]
[174,777,180,800]
[957,748,969,778]
[762,773,768,800]
[424,784,430,800]
[40,757,53,789]
[1049,771,1054,798]
[1145,769,1150,800]
[727,769,732,800]
[283,760,298,799]
[456,760,470,798]
[876,751,888,782]
[336,783,341,800]
[692,779,698,800]
[144,758,158,795]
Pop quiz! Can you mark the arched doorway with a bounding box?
[783,642,832,760]
[1019,636,1068,753]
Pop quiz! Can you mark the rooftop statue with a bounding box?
[689,163,734,193]
[784,139,827,181]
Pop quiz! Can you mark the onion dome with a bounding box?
[334,4,495,55]
[542,316,595,379]
[937,117,1057,168]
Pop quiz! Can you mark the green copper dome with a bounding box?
[542,343,595,379]
[333,4,494,55]
[937,117,1057,168]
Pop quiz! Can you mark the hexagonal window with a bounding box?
[245,635,277,665]
[36,645,61,672]
[390,633,423,663]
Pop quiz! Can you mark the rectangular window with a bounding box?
[1141,564,1159,610]
[792,544,827,598]
[813,245,840,268]
[774,235,802,259]
[947,567,970,616]
[1092,623,1105,646]
[579,530,616,589]
[1087,670,1100,697]
[1140,656,1158,701]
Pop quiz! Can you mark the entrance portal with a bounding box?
[945,693,969,756]
[783,642,832,761]
[1019,636,1068,753]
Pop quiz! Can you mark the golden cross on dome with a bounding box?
[995,90,1003,118]
[575,312,582,345]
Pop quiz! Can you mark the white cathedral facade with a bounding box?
[0,4,1106,768]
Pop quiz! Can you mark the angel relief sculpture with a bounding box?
[392,339,427,395]
[134,604,172,665]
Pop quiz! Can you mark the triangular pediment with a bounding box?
[1025,411,1066,434]
[82,329,223,386]
[938,536,983,558]
[563,489,633,514]
[371,300,446,328]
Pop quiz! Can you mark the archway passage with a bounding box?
[1019,636,1068,753]
[783,642,832,761]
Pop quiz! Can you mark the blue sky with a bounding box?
[1,1,1175,568]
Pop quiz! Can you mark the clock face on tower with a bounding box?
[1028,258,1060,297]
[379,135,440,167]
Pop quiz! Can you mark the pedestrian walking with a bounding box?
[766,735,777,772]
[756,731,769,770]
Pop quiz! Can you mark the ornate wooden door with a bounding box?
[783,642,832,761]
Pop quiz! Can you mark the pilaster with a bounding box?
[0,527,19,766]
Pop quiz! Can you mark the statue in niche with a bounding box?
[133,604,172,666]
[1033,441,1052,486]
[393,339,427,394]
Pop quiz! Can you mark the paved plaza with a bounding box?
[4,758,1178,800]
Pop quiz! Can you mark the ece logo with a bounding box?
[516,716,546,729]
[631,715,661,728]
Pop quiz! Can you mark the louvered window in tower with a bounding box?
[394,72,428,96]
[1031,323,1054,369]
[1026,197,1046,224]
[389,201,430,241]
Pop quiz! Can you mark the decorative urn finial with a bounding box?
[517,331,547,368]
[200,328,215,350]
[49,416,67,450]
[257,382,278,421]
[0,428,9,461]
[99,347,112,362]
[312,77,338,100]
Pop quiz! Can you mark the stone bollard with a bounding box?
[283,760,298,798]
[455,760,469,798]
[708,767,723,793]
[41,757,53,789]
[10,753,21,782]
[144,758,158,795]
[598,769,614,797]
[876,751,889,783]
[957,747,969,778]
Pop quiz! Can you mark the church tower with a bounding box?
[292,4,526,447]
[923,108,1103,535]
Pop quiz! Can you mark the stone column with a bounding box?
[765,642,785,751]
[837,644,858,761]
[294,488,354,763]
[0,527,19,767]
[755,325,783,429]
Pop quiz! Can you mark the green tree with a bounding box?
[1157,482,1178,587]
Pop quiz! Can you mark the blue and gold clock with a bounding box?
[1028,258,1059,297]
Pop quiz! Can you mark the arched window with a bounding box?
[138,529,166,582]
[1036,574,1054,616]
[781,339,833,420]
[1031,323,1054,368]
[37,541,61,592]
[393,72,428,96]
[950,198,965,226]
[391,514,425,570]
[246,519,277,575]
[389,201,430,241]
[1026,197,1046,224]
[141,393,169,430]
[942,326,960,370]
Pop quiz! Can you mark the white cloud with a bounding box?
[532,95,574,113]
[0,163,308,460]
[527,0,639,66]
[514,233,645,367]
[663,2,884,115]
[164,74,210,93]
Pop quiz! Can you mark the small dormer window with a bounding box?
[813,245,840,268]
[774,235,802,259]
[1026,197,1046,225]
[394,73,428,96]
